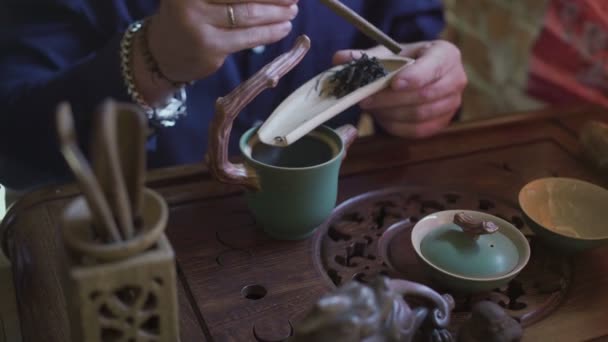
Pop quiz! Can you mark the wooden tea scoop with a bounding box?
[56,102,122,243]
[91,100,135,240]
[114,103,147,228]
[256,56,414,146]
[319,0,402,54]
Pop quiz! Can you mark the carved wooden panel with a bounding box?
[66,236,179,342]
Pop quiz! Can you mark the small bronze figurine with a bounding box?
[457,301,523,342]
[290,276,454,342]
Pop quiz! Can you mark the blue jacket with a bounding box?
[0,0,444,190]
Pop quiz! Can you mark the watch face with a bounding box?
[151,88,188,128]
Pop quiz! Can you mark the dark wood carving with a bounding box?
[312,186,572,338]
[206,35,311,191]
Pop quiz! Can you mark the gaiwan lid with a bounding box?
[420,212,519,278]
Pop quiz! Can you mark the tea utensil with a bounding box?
[92,100,135,240]
[409,210,530,294]
[114,103,147,228]
[56,102,122,242]
[319,0,402,54]
[256,56,414,147]
[519,177,608,254]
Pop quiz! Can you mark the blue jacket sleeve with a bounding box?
[357,0,445,48]
[0,0,139,189]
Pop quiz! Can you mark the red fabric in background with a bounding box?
[527,0,608,107]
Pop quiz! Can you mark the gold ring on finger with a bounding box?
[227,4,237,28]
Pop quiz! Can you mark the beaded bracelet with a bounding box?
[120,20,187,128]
[140,18,190,88]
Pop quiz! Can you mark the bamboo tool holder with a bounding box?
[319,0,402,54]
[256,56,414,147]
[56,101,180,342]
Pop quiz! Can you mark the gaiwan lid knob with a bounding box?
[420,212,519,278]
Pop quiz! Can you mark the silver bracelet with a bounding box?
[120,20,187,127]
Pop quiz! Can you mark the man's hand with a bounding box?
[150,0,298,83]
[333,40,467,138]
[133,0,298,106]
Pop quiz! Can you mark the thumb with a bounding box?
[331,49,364,66]
[331,45,389,65]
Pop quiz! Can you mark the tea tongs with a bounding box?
[256,0,412,147]
[56,103,122,242]
[57,100,147,242]
[91,100,150,240]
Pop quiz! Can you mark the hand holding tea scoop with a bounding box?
[256,0,413,147]
[333,40,467,139]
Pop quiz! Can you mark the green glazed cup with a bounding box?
[239,124,357,240]
[205,35,357,240]
[519,177,608,254]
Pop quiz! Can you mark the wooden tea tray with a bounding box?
[2,105,608,341]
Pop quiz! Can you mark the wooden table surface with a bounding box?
[3,104,608,342]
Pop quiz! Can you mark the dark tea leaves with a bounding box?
[323,53,387,98]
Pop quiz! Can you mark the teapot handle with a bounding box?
[207,35,312,191]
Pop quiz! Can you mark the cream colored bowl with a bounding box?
[519,177,608,253]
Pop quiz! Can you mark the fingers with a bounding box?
[391,41,462,90]
[369,94,462,124]
[360,67,467,109]
[217,21,293,53]
[204,2,298,28]
[332,46,387,65]
[376,111,455,139]
[331,42,433,66]
[209,0,297,6]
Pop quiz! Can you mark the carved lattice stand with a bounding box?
[61,189,179,342]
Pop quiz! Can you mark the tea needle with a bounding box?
[319,0,402,55]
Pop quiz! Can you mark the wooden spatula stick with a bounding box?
[319,0,402,54]
[56,102,122,243]
[97,100,135,240]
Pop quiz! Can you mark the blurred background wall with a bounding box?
[441,0,551,121]
[441,0,608,121]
